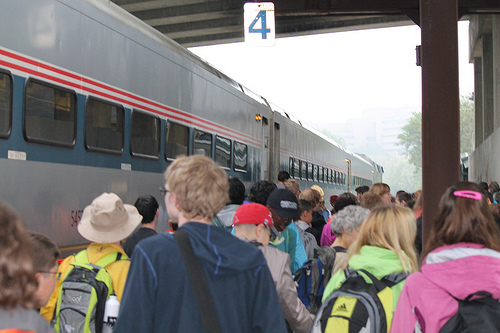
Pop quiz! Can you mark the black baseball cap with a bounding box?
[266,189,300,220]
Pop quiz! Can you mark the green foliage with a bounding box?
[397,94,475,172]
[374,154,422,193]
[397,111,422,172]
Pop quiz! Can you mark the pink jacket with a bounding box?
[320,216,336,247]
[391,243,500,333]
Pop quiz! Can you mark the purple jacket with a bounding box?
[391,242,500,333]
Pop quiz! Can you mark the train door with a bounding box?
[260,115,269,181]
[270,121,280,183]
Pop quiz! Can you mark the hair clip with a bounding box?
[453,190,482,201]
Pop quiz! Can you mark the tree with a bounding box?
[397,94,475,172]
[397,111,422,172]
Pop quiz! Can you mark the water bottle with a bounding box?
[102,294,120,333]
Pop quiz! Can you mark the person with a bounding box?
[114,155,286,332]
[41,192,142,322]
[284,178,300,198]
[391,182,500,332]
[311,185,331,223]
[122,194,159,256]
[248,180,277,206]
[355,185,370,201]
[395,191,412,207]
[489,181,500,194]
[320,192,358,247]
[299,188,325,244]
[322,205,419,319]
[329,195,339,215]
[212,177,245,231]
[28,232,61,310]
[412,191,423,255]
[360,192,384,210]
[369,182,393,204]
[296,199,318,259]
[277,170,291,189]
[233,203,314,333]
[267,188,308,274]
[0,202,54,333]
[329,205,370,275]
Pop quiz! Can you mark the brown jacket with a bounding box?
[259,245,314,333]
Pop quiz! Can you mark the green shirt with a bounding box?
[322,245,409,312]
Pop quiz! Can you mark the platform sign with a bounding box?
[244,2,275,46]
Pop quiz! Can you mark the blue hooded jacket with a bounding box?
[115,222,287,332]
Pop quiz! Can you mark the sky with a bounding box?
[190,21,474,131]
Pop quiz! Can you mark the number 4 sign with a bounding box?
[244,3,275,46]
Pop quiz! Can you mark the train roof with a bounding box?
[85,0,375,168]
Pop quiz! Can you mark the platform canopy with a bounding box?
[112,0,500,47]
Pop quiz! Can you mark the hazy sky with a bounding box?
[190,22,474,130]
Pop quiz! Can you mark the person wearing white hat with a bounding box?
[41,192,142,322]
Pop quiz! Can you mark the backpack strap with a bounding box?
[73,250,126,270]
[345,268,408,290]
[212,216,224,228]
[381,272,409,288]
[174,229,221,333]
[332,246,347,253]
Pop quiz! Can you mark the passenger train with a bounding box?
[0,0,383,252]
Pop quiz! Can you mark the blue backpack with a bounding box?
[294,246,346,314]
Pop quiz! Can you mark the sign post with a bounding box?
[244,3,275,46]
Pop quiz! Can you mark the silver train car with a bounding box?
[0,0,383,252]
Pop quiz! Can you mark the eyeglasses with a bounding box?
[159,186,170,196]
[39,271,61,281]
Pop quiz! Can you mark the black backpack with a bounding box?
[311,268,407,333]
[294,246,346,314]
[439,291,500,332]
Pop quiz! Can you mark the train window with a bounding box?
[319,166,324,182]
[293,158,300,178]
[290,158,300,179]
[300,161,307,180]
[307,163,313,181]
[313,164,318,181]
[131,110,160,159]
[166,121,189,160]
[25,80,76,146]
[233,141,247,172]
[289,157,294,178]
[85,98,124,153]
[0,71,12,138]
[215,135,231,169]
[193,129,212,157]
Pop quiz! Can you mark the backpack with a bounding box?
[439,291,500,333]
[294,246,346,314]
[311,268,407,333]
[52,250,126,333]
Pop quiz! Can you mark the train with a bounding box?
[0,0,383,252]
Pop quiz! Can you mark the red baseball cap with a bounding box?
[233,203,282,242]
[233,203,274,226]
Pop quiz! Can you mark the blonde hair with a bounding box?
[165,155,229,220]
[346,205,418,273]
[369,183,391,196]
[299,188,321,207]
[284,179,300,196]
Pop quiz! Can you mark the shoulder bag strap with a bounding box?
[174,229,221,333]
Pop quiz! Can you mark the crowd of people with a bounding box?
[2,158,500,332]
